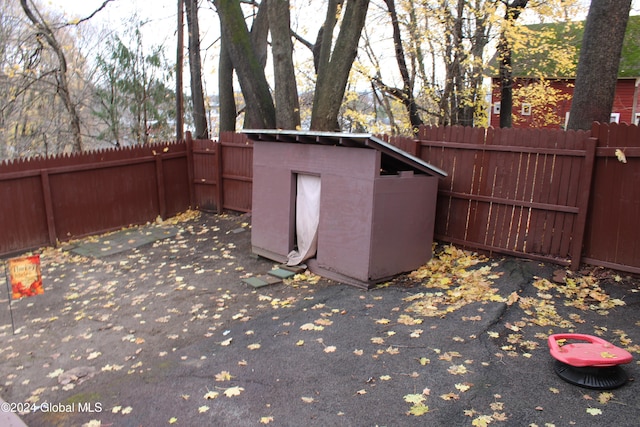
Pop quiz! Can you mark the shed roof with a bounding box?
[243,129,447,178]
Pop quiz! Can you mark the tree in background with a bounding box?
[268,0,300,129]
[309,0,370,130]
[497,0,529,128]
[373,0,424,134]
[1,0,97,158]
[567,0,633,130]
[217,27,237,132]
[212,0,369,132]
[360,0,496,131]
[93,38,125,146]
[176,0,185,140]
[3,0,615,161]
[485,0,585,128]
[512,78,571,128]
[19,0,84,151]
[213,0,275,129]
[92,26,176,146]
[185,0,209,139]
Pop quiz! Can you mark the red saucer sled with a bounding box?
[548,333,633,389]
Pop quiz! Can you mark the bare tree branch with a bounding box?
[63,0,115,27]
[20,0,83,151]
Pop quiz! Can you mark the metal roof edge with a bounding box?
[242,129,372,139]
[367,135,447,178]
[242,129,447,178]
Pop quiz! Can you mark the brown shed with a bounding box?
[245,130,447,288]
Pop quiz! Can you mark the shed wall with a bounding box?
[369,174,439,280]
[252,142,379,280]
[316,172,375,282]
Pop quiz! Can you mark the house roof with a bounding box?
[243,129,447,178]
[488,14,640,78]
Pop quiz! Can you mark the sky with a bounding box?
[47,0,640,97]
[48,0,323,94]
[51,0,189,51]
[49,0,225,96]
[51,0,178,28]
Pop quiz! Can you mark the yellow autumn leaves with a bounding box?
[167,383,244,425]
[403,244,626,327]
[395,243,634,423]
[404,390,430,416]
[519,274,626,328]
[403,245,504,317]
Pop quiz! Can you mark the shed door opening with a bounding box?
[287,174,321,265]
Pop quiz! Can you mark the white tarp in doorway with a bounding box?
[287,174,321,266]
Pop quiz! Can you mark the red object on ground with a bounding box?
[548,334,633,367]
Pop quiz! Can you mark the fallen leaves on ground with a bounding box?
[395,244,637,423]
[2,222,635,427]
[215,371,233,382]
[222,386,245,397]
[404,245,503,317]
[404,392,430,416]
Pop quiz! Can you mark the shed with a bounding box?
[245,130,447,288]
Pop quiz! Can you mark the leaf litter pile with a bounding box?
[0,213,637,427]
[403,245,505,317]
[397,244,638,425]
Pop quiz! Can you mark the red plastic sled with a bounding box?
[548,333,633,367]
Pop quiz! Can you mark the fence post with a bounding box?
[39,170,57,247]
[155,153,167,219]
[185,132,195,209]
[570,137,597,270]
[215,139,223,214]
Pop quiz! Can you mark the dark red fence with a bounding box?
[582,122,640,272]
[386,123,639,273]
[190,132,252,214]
[0,142,191,256]
[2,123,639,275]
[390,126,595,269]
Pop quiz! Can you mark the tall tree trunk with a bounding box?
[213,0,276,129]
[185,0,209,139]
[218,31,236,133]
[310,0,370,131]
[268,0,300,129]
[498,0,528,128]
[384,0,423,134]
[176,0,185,140]
[462,0,490,127]
[243,0,271,129]
[567,0,632,130]
[497,35,513,128]
[438,0,465,126]
[451,0,466,126]
[20,0,83,152]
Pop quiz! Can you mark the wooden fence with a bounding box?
[385,123,640,273]
[0,142,192,256]
[1,123,638,274]
[191,132,253,213]
[583,123,640,272]
[386,127,596,269]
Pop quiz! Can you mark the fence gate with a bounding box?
[190,137,222,213]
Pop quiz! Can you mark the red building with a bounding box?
[489,15,640,129]
[489,77,640,129]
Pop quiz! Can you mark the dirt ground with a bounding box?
[1,211,639,427]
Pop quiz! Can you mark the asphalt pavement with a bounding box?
[0,211,638,427]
